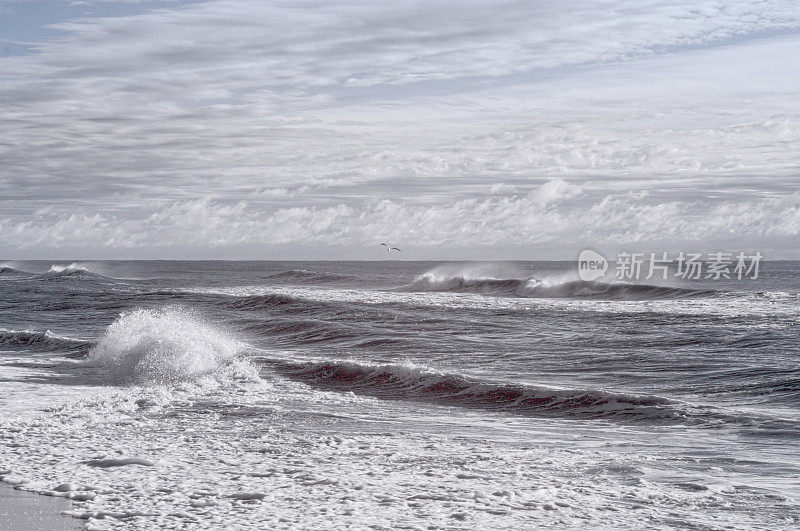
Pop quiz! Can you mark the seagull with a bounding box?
[380,243,401,252]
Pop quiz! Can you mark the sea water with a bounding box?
[1,260,798,528]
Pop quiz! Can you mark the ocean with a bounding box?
[1,260,798,529]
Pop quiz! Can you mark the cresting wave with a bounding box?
[89,307,248,384]
[0,329,92,353]
[406,273,713,300]
[0,263,104,281]
[0,263,102,279]
[261,357,697,423]
[48,262,91,274]
[44,262,107,279]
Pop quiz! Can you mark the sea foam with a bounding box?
[89,307,246,384]
[47,262,93,274]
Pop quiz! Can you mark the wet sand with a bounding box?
[0,484,82,530]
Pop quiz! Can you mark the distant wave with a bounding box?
[266,269,353,284]
[243,318,362,345]
[219,293,405,347]
[0,265,31,277]
[749,290,799,301]
[524,279,713,299]
[406,272,713,300]
[407,274,524,294]
[0,329,93,353]
[218,291,349,314]
[221,293,300,310]
[0,262,112,281]
[45,263,102,277]
[263,357,695,423]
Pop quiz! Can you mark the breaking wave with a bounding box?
[89,307,247,384]
[0,262,114,282]
[406,272,713,300]
[45,263,104,278]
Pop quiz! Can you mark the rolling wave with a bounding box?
[406,273,713,300]
[262,357,800,433]
[0,329,93,353]
[263,357,695,423]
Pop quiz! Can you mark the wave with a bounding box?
[244,319,362,345]
[0,329,93,353]
[263,357,694,423]
[523,279,714,300]
[0,265,32,278]
[265,357,800,432]
[749,290,799,301]
[221,293,300,310]
[44,263,104,278]
[89,307,246,384]
[217,294,406,347]
[266,269,352,284]
[0,262,113,282]
[406,272,712,300]
[406,273,526,294]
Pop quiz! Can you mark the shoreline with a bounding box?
[0,483,83,530]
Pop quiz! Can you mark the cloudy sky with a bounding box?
[1,0,799,259]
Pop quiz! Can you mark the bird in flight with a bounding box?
[380,243,401,252]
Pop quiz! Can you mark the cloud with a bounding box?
[489,183,517,195]
[3,184,799,258]
[528,179,580,205]
[1,1,800,257]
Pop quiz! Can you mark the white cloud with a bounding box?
[527,179,581,205]
[2,184,799,258]
[489,183,517,195]
[1,1,800,257]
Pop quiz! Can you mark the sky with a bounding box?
[1,0,799,260]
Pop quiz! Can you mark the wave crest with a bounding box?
[89,308,246,385]
[44,263,109,280]
[407,271,712,300]
[408,272,527,294]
